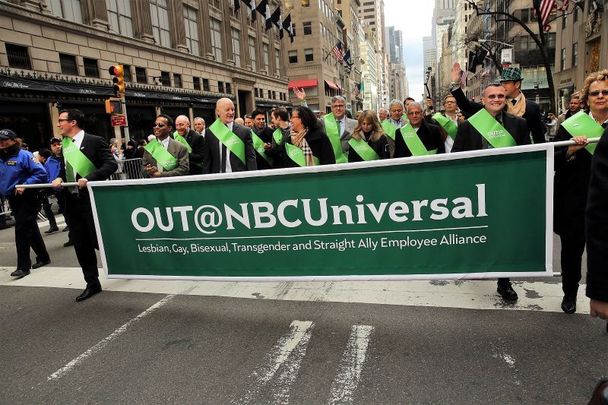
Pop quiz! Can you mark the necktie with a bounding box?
[511,99,517,106]
[221,144,227,173]
[337,119,342,135]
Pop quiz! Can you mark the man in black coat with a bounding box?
[586,125,608,320]
[450,64,544,144]
[175,115,206,175]
[203,98,257,173]
[452,83,530,303]
[52,109,118,302]
[251,109,275,170]
[394,102,445,157]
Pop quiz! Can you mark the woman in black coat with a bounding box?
[348,110,390,162]
[276,106,335,168]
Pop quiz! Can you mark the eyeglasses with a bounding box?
[486,94,506,99]
[589,90,608,97]
[153,123,167,128]
[333,105,346,108]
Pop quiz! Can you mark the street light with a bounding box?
[477,38,514,48]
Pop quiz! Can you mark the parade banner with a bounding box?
[88,144,553,281]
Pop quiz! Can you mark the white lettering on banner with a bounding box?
[129,184,488,234]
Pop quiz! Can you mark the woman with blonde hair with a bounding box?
[348,110,390,162]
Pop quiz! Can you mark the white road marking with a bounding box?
[233,320,314,405]
[327,325,374,405]
[46,294,175,382]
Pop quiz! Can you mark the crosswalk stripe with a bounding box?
[327,325,374,404]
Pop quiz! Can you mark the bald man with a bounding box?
[175,115,206,175]
[203,98,257,173]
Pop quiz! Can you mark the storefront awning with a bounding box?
[288,79,318,89]
[324,80,340,91]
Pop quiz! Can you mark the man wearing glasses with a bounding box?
[51,109,117,301]
[142,114,189,177]
[452,83,530,303]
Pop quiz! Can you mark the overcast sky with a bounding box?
[384,0,435,101]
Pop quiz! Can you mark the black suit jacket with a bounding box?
[394,122,445,158]
[253,126,275,170]
[203,122,257,173]
[276,126,335,168]
[452,111,530,152]
[451,87,545,144]
[586,126,608,301]
[184,129,206,175]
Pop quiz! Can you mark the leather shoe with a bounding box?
[63,240,74,247]
[497,281,518,302]
[75,285,102,302]
[62,226,69,232]
[44,227,59,234]
[31,259,50,269]
[10,269,30,278]
[561,296,576,314]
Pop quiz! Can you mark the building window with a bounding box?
[150,0,171,48]
[106,0,133,36]
[291,23,296,36]
[263,44,269,71]
[202,78,210,91]
[183,5,200,56]
[303,21,312,35]
[59,53,77,75]
[193,77,201,90]
[173,73,182,88]
[231,28,241,67]
[573,5,578,22]
[572,42,578,67]
[562,12,567,29]
[226,83,232,94]
[6,44,31,70]
[135,67,147,83]
[288,50,298,63]
[275,48,280,75]
[560,48,566,71]
[301,0,310,6]
[267,90,272,99]
[248,36,257,68]
[122,64,132,81]
[254,88,258,97]
[218,81,224,93]
[210,18,223,61]
[83,58,99,77]
[160,71,170,86]
[304,48,314,62]
[48,0,83,23]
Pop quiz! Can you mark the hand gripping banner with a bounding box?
[88,144,554,281]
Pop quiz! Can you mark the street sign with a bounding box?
[111,114,126,127]
[501,49,513,65]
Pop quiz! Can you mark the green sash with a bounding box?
[468,109,517,148]
[172,131,192,153]
[285,143,319,167]
[251,130,271,164]
[209,119,246,164]
[432,113,458,140]
[61,137,96,181]
[399,123,435,156]
[561,111,604,155]
[144,138,178,171]
[348,137,380,161]
[382,120,397,141]
[273,128,284,145]
[323,114,347,163]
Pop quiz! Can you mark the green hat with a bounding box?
[499,67,523,82]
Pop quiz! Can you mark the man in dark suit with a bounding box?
[142,114,189,177]
[452,83,530,303]
[449,64,544,144]
[51,109,117,302]
[203,98,257,173]
[251,109,274,170]
[175,115,205,175]
[394,102,445,157]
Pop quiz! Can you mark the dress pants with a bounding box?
[64,191,100,287]
[559,225,586,298]
[8,192,49,270]
[40,194,57,229]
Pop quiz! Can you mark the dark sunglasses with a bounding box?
[589,90,608,97]
[153,123,167,128]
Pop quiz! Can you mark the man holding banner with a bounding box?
[174,115,206,175]
[52,109,117,301]
[322,96,356,164]
[555,69,608,314]
[394,102,445,158]
[432,95,461,153]
[452,83,530,302]
[143,114,189,177]
[203,98,257,173]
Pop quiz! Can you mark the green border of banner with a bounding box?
[87,143,554,281]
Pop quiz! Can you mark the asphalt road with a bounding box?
[1,215,607,404]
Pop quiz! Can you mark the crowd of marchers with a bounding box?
[1,65,607,319]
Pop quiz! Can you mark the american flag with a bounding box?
[558,0,569,10]
[331,42,345,63]
[538,0,556,28]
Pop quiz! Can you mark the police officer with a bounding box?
[0,129,50,278]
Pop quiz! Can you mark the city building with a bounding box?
[385,26,408,102]
[0,0,290,149]
[358,0,388,108]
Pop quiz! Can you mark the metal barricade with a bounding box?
[110,158,145,180]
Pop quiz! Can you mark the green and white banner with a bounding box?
[88,144,554,281]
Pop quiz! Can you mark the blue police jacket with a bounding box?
[44,156,61,182]
[0,147,48,196]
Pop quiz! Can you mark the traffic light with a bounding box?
[105,97,122,114]
[109,64,125,95]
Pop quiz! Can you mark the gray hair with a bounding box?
[331,95,346,104]
[193,117,205,124]
[406,102,423,112]
[379,107,388,114]
[388,99,404,109]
